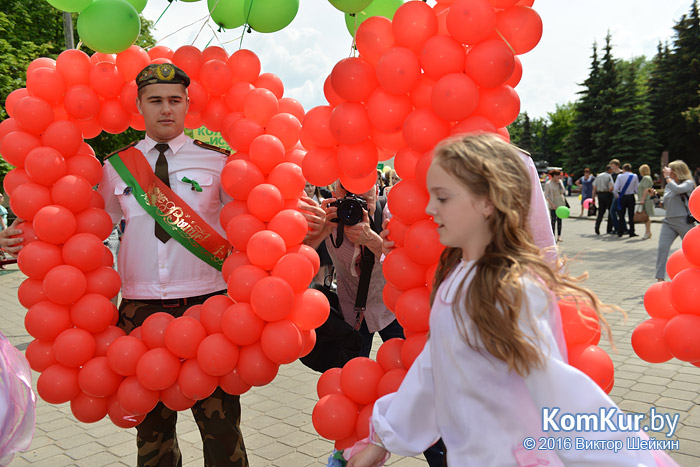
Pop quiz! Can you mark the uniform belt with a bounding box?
[130,290,226,308]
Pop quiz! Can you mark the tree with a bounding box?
[546,102,575,169]
[591,33,620,168]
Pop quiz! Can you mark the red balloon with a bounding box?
[403,219,444,265]
[340,357,384,405]
[220,200,248,229]
[115,45,150,81]
[401,333,427,368]
[227,49,261,83]
[317,368,343,399]
[148,45,174,61]
[688,187,700,220]
[383,248,429,291]
[272,253,314,293]
[251,276,296,321]
[200,59,233,96]
[119,81,139,114]
[227,264,269,302]
[243,88,279,126]
[54,327,96,367]
[93,325,126,357]
[496,5,543,55]
[451,115,498,136]
[267,162,305,200]
[197,333,239,376]
[356,16,395,66]
[5,89,29,119]
[89,62,124,99]
[446,0,496,45]
[50,175,92,214]
[338,169,378,195]
[201,97,228,132]
[249,134,285,174]
[324,74,346,107]
[631,318,673,364]
[107,394,146,428]
[64,85,101,120]
[141,312,175,349]
[376,47,421,95]
[664,313,700,362]
[0,118,19,142]
[558,298,602,346]
[41,120,82,158]
[682,225,700,267]
[79,356,123,397]
[0,130,42,168]
[268,210,308,248]
[568,345,614,392]
[222,302,266,346]
[172,45,203,80]
[117,375,159,415]
[164,316,207,359]
[199,294,232,334]
[37,363,80,404]
[43,264,86,305]
[260,320,303,364]
[278,97,305,122]
[254,73,284,99]
[71,392,109,423]
[24,301,71,340]
[98,99,130,134]
[247,230,287,270]
[57,49,91,86]
[393,147,420,182]
[366,89,412,134]
[395,287,431,333]
[337,139,378,180]
[237,342,279,387]
[75,207,114,240]
[161,381,196,411]
[474,85,520,128]
[670,267,700,315]
[107,336,148,376]
[17,240,63,279]
[382,282,403,312]
[312,394,358,441]
[300,329,316,357]
[226,214,266,251]
[136,347,181,391]
[2,168,30,197]
[221,159,265,200]
[66,153,103,186]
[465,39,515,89]
[25,339,57,372]
[27,66,66,106]
[431,73,480,122]
[377,368,407,397]
[71,293,114,333]
[329,102,371,146]
[392,0,438,53]
[402,108,450,153]
[376,338,405,372]
[330,57,378,102]
[265,113,301,151]
[62,232,104,272]
[387,179,430,224]
[33,205,77,244]
[300,105,336,149]
[420,35,465,81]
[24,146,67,186]
[302,147,340,187]
[219,368,252,396]
[202,46,228,63]
[288,288,331,331]
[666,249,695,279]
[642,281,678,320]
[13,96,54,135]
[18,278,46,309]
[247,184,284,222]
[85,265,121,299]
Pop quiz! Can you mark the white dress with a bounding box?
[371,260,670,466]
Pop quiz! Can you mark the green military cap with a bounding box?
[135,63,191,90]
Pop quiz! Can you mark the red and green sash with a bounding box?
[108,147,228,271]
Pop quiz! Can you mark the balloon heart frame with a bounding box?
[1,0,618,443]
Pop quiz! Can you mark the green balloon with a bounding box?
[555,206,570,219]
[180,0,202,2]
[77,0,141,54]
[328,0,372,14]
[344,0,404,37]
[124,0,147,12]
[46,0,93,13]
[243,0,299,33]
[208,0,245,30]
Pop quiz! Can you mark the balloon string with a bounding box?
[494,28,516,55]
[154,2,172,27]
[349,14,358,57]
[148,15,211,48]
[239,0,255,50]
[192,0,220,46]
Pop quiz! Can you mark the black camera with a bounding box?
[329,194,368,226]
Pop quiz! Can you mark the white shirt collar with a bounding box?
[143,132,188,156]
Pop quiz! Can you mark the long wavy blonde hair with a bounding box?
[430,134,612,377]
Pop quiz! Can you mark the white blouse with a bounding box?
[372,261,665,466]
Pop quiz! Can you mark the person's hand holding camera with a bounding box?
[344,209,383,257]
[379,218,395,257]
[299,196,333,249]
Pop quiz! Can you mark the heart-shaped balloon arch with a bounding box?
[1,0,640,448]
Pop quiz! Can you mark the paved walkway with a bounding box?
[2,197,699,466]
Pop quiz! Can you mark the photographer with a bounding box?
[302,181,403,358]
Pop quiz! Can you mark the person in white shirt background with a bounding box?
[613,163,640,238]
[345,134,675,467]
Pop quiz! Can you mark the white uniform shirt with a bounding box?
[98,133,230,300]
[372,261,665,466]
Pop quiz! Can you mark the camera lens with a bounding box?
[338,199,364,226]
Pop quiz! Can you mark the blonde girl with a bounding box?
[347,134,675,467]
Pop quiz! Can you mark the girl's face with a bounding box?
[425,161,493,256]
[304,182,315,197]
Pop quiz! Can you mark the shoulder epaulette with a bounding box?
[105,141,139,160]
[193,139,231,156]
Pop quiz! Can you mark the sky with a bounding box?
[141,0,694,121]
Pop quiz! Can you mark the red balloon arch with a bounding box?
[0,0,628,445]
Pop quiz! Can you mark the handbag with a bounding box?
[633,205,649,223]
[680,193,697,224]
[588,203,597,217]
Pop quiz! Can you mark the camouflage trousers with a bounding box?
[118,294,248,467]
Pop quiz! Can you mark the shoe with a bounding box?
[595,229,600,235]
[629,233,639,238]
[642,233,651,240]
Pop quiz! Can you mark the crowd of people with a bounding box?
[0,62,688,466]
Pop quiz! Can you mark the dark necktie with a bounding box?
[154,143,171,243]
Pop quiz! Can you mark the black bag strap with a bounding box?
[353,205,383,329]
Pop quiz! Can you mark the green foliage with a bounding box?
[546,102,576,168]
